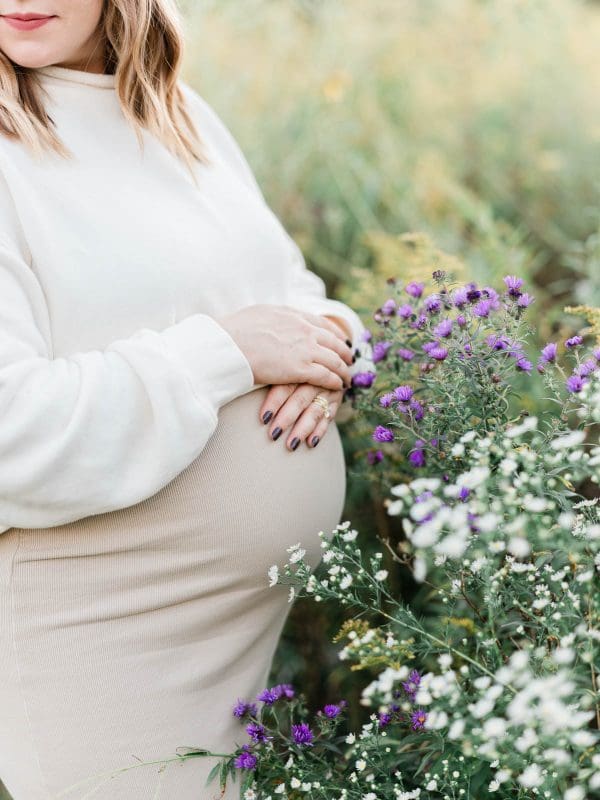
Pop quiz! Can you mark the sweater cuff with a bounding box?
[161,313,255,410]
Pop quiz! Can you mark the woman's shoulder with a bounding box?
[178,80,263,198]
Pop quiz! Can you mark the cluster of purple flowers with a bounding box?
[231,685,348,772]
[403,670,428,731]
[231,683,296,771]
[538,336,600,394]
[353,273,540,468]
[375,668,428,732]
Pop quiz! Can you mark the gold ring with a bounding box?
[312,394,331,419]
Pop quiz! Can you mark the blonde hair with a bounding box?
[0,0,210,180]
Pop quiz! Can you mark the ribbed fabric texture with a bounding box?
[0,386,347,799]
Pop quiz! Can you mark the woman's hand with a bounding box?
[216,304,353,392]
[258,382,345,451]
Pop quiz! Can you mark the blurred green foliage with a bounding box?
[181,0,600,719]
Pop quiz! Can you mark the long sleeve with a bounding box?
[0,173,255,533]
[184,86,366,348]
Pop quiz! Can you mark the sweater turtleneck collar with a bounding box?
[36,64,116,90]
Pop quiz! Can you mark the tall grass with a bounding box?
[183,0,600,311]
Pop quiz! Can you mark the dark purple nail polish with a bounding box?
[272,426,282,441]
[291,437,300,451]
[345,339,352,348]
[352,354,356,363]
[262,410,273,424]
[311,435,320,447]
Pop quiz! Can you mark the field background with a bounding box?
[2,0,600,796]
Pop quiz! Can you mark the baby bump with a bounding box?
[14,386,347,590]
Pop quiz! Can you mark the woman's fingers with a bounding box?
[316,328,354,366]
[311,346,352,388]
[261,383,344,452]
[287,390,342,450]
[305,410,333,449]
[266,384,321,448]
[304,363,345,392]
[259,383,297,425]
[289,308,354,348]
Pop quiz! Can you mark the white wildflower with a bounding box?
[289,548,306,564]
[268,565,279,587]
[517,764,543,788]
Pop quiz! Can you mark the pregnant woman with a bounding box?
[0,2,365,799]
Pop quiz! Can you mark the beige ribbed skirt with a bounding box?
[0,386,346,800]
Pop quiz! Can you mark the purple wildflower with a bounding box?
[565,335,584,348]
[233,700,258,719]
[367,449,384,465]
[466,284,482,302]
[517,292,534,308]
[381,299,397,316]
[540,342,558,364]
[415,490,433,503]
[373,425,395,443]
[452,287,469,308]
[482,286,500,303]
[434,319,453,338]
[272,683,295,700]
[566,375,586,393]
[424,294,442,314]
[410,709,428,731]
[352,371,376,388]
[410,313,428,330]
[246,723,270,743]
[422,341,438,354]
[503,275,524,297]
[574,359,597,378]
[486,334,511,351]
[409,445,426,468]
[402,669,422,700]
[405,281,425,298]
[473,298,494,318]
[291,723,314,746]
[257,688,279,705]
[468,512,480,533]
[373,341,392,363]
[459,487,471,502]
[360,329,372,342]
[430,346,449,361]
[393,385,414,403]
[410,399,425,421]
[323,704,343,718]
[379,392,395,408]
[456,314,467,327]
[234,745,258,770]
[515,357,532,373]
[378,712,392,727]
[397,347,415,361]
[398,304,414,319]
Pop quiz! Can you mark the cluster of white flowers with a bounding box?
[260,399,599,800]
[384,417,599,585]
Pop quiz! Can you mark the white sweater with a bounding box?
[0,64,365,533]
